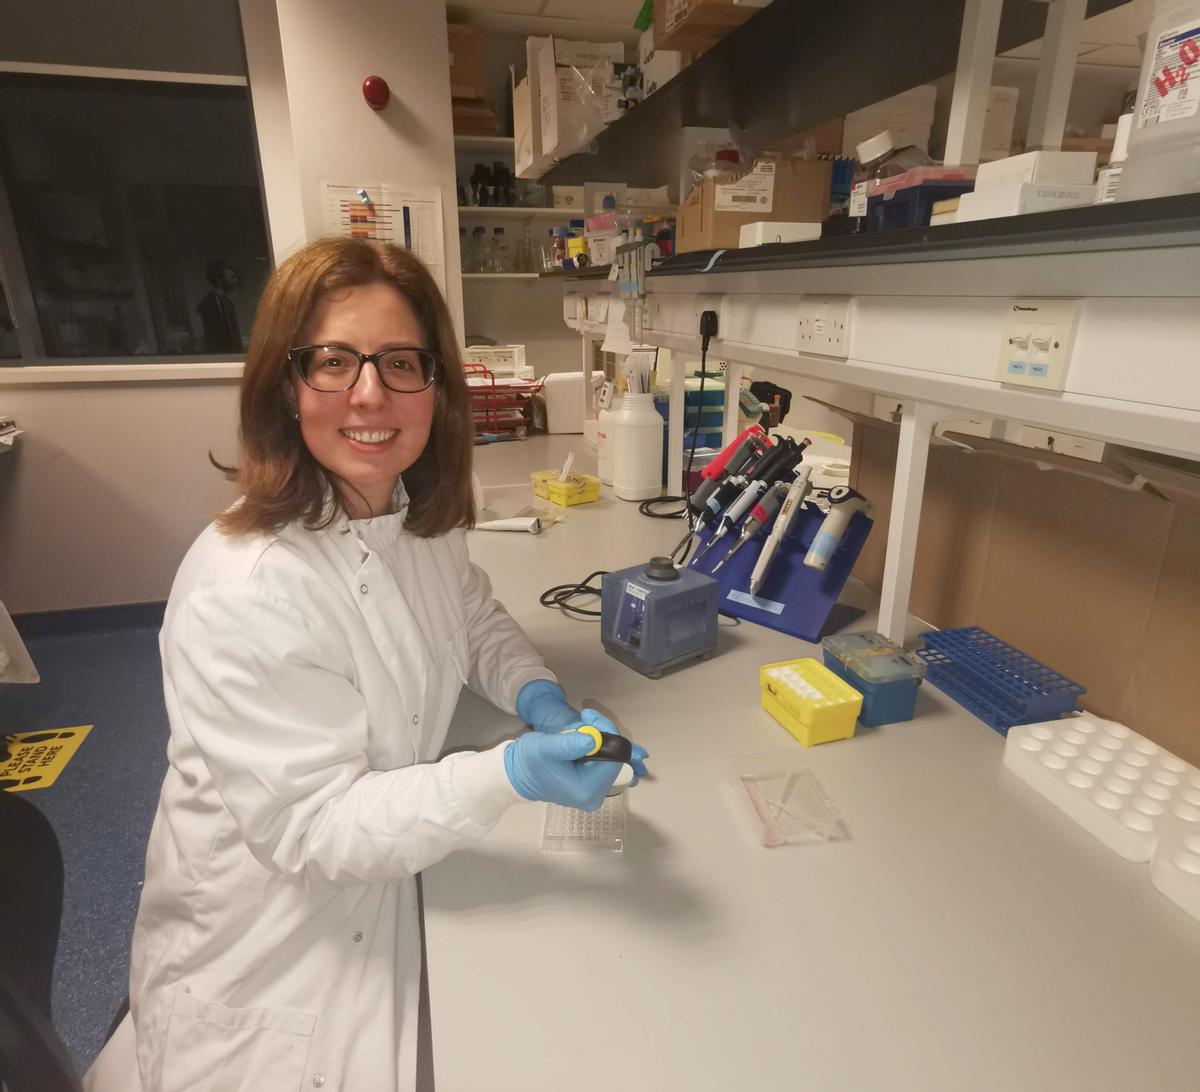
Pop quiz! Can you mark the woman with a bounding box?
[86,238,647,1092]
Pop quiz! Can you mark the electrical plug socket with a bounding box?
[796,295,852,359]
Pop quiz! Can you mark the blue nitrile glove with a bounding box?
[504,711,650,811]
[516,679,584,733]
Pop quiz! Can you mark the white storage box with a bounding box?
[463,344,527,375]
[738,221,822,247]
[514,75,552,180]
[956,183,1096,222]
[543,370,606,434]
[642,49,683,96]
[974,150,1099,192]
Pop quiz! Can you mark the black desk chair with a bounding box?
[0,775,82,1092]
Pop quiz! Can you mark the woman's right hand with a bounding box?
[504,722,627,812]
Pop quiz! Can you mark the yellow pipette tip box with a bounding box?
[531,469,600,507]
[760,659,862,747]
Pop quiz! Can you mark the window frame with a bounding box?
[0,61,264,383]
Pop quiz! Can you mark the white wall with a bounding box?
[0,380,240,613]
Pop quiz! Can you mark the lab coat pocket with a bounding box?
[161,989,316,1092]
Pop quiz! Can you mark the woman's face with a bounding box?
[289,281,436,518]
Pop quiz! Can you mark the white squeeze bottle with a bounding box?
[611,392,664,501]
[1117,0,1200,201]
[596,380,616,485]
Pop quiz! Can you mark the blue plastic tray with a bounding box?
[916,627,1085,735]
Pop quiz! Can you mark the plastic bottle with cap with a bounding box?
[848,130,931,232]
[1094,113,1134,204]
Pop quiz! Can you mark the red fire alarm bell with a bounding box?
[362,76,389,111]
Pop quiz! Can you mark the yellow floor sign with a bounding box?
[1,726,93,792]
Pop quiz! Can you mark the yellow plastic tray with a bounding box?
[531,469,600,507]
[760,658,862,747]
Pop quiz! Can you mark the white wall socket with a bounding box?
[796,295,852,359]
[997,298,1080,391]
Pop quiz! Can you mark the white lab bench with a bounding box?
[425,436,1200,1092]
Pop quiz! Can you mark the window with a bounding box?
[0,279,18,358]
[0,73,270,362]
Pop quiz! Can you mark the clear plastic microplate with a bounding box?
[733,753,842,847]
[542,792,625,853]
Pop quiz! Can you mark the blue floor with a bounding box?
[4,607,168,1072]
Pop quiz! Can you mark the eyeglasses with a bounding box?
[288,344,441,393]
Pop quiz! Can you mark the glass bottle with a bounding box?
[491,227,509,274]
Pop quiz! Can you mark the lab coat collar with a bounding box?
[346,480,410,547]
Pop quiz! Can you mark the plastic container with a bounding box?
[1095,113,1134,203]
[759,658,863,747]
[530,469,601,507]
[848,130,932,231]
[611,392,664,501]
[1003,714,1198,862]
[822,631,926,727]
[917,626,1085,735]
[596,402,617,485]
[1118,0,1200,202]
[733,753,842,847]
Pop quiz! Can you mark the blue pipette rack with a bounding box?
[688,501,873,642]
[916,626,1085,735]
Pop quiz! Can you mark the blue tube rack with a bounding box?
[916,626,1085,736]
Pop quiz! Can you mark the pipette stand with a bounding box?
[688,505,873,641]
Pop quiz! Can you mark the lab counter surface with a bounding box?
[428,436,1200,1092]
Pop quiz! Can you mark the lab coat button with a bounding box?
[313,1077,326,1088]
[359,584,368,595]
[353,931,364,942]
[411,714,420,725]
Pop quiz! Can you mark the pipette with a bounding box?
[711,480,789,573]
[689,425,768,511]
[694,438,809,563]
[670,434,775,557]
[748,465,814,596]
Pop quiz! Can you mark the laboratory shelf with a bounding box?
[461,273,543,280]
[457,206,568,219]
[453,135,514,154]
[538,0,1128,186]
[649,194,1200,276]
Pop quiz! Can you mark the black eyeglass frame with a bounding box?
[287,344,442,393]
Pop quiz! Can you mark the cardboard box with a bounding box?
[956,182,1096,222]
[514,75,552,179]
[655,0,756,52]
[534,34,621,160]
[447,24,486,101]
[781,116,845,158]
[981,86,1019,161]
[835,406,1200,766]
[974,150,1099,192]
[676,159,833,253]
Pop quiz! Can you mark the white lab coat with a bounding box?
[84,486,555,1092]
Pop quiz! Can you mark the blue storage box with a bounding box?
[822,632,926,728]
[866,180,974,231]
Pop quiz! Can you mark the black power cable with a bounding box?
[637,309,719,530]
[539,570,608,618]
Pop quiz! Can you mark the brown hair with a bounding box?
[214,237,474,537]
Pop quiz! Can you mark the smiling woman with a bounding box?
[215,237,475,534]
[85,235,647,1092]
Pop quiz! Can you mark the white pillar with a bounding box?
[943,0,1005,166]
[722,359,743,448]
[667,347,685,494]
[1026,0,1087,151]
[878,401,940,643]
[239,0,464,340]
